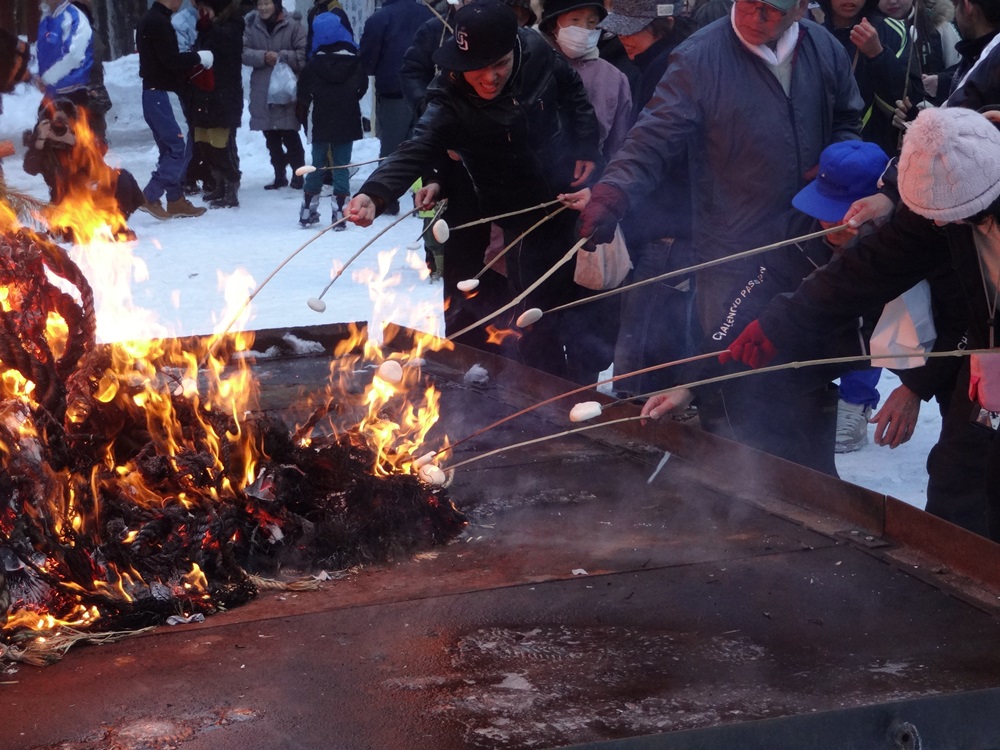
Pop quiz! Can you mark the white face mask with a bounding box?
[556,25,601,59]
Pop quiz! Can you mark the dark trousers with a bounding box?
[439,162,506,352]
[263,129,305,176]
[927,359,993,536]
[374,94,413,158]
[698,373,841,477]
[614,237,697,396]
[501,207,580,378]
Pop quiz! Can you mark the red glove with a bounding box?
[577,182,629,245]
[718,319,777,368]
[188,65,215,92]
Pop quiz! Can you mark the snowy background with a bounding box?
[0,53,935,509]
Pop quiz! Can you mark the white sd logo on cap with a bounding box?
[456,30,469,51]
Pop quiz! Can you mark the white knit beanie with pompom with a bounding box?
[898,107,1000,222]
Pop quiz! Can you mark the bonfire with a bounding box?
[0,134,464,666]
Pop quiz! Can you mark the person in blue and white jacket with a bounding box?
[36,1,93,101]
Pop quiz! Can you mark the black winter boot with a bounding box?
[203,170,225,203]
[210,180,240,209]
[264,166,288,190]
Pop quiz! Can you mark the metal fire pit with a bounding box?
[3,323,1000,750]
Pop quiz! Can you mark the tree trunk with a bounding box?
[93,0,149,60]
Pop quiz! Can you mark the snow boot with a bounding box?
[210,179,239,209]
[333,194,347,231]
[430,249,444,281]
[264,171,288,190]
[299,193,320,227]
[166,197,207,218]
[289,173,304,190]
[203,170,225,203]
[138,200,170,220]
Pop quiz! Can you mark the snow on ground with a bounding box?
[0,53,934,509]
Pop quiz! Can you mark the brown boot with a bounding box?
[166,196,207,218]
[138,200,170,220]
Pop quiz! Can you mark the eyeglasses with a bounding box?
[735,0,787,21]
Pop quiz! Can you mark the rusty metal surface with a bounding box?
[3,325,1000,750]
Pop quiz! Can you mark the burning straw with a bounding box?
[0,222,465,664]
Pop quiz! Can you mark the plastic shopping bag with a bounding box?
[267,60,297,106]
[574,224,632,290]
[870,280,937,370]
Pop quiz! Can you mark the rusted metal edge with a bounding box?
[176,322,1000,595]
[556,686,1000,750]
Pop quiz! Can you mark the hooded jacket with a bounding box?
[358,28,601,216]
[297,36,367,143]
[242,9,307,131]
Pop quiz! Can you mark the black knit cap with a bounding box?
[432,1,519,72]
[540,0,607,30]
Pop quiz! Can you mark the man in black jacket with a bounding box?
[346,1,600,377]
[136,0,209,219]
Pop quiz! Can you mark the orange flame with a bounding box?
[1,124,454,642]
[485,325,521,345]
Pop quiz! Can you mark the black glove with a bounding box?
[577,182,629,246]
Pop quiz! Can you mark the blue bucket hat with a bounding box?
[792,140,889,223]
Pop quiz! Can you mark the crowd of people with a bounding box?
[3,0,1000,541]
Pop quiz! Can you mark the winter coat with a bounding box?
[359,28,601,217]
[190,7,245,130]
[399,13,454,114]
[619,36,693,250]
[296,40,367,143]
[943,30,1000,110]
[172,4,199,53]
[37,0,94,96]
[599,16,863,329]
[758,205,988,399]
[905,0,961,79]
[137,2,202,92]
[242,10,307,131]
[358,0,432,97]
[820,9,919,155]
[547,39,632,161]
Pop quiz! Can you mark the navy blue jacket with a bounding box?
[358,0,431,96]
